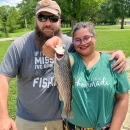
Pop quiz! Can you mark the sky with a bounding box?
[0,0,22,7]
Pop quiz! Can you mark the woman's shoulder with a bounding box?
[101,52,111,59]
[101,52,115,62]
[100,52,117,67]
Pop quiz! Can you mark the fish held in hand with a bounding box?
[54,44,74,119]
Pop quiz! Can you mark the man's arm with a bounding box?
[0,74,17,130]
[110,92,129,130]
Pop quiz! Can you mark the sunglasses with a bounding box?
[37,14,60,23]
[73,35,93,46]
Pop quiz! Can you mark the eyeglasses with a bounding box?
[73,35,93,46]
[37,14,59,23]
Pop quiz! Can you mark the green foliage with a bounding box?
[0,5,23,36]
[110,0,130,17]
[16,0,38,29]
[95,0,130,28]
[55,0,107,27]
[0,5,10,37]
[0,5,9,22]
[7,7,20,33]
[0,32,4,37]
[108,0,130,28]
[96,2,118,25]
[0,0,130,31]
[0,0,37,35]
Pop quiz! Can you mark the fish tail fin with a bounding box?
[67,109,74,119]
[61,108,67,118]
[61,108,74,119]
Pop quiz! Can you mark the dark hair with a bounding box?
[72,22,96,38]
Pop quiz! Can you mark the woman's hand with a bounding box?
[109,50,126,73]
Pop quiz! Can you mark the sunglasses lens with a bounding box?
[37,14,47,22]
[50,16,59,23]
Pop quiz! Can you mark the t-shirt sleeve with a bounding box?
[0,41,22,78]
[61,34,74,52]
[68,44,76,53]
[115,71,130,94]
[109,58,130,94]
[95,53,130,95]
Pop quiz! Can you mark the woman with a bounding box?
[63,22,130,130]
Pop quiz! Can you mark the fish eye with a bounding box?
[62,45,66,49]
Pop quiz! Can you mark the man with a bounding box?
[0,0,126,130]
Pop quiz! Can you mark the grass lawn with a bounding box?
[126,70,130,73]
[95,28,130,57]
[0,25,130,120]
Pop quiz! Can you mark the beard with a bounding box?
[35,24,62,50]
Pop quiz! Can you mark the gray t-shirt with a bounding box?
[0,31,72,121]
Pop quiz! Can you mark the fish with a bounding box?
[54,44,74,119]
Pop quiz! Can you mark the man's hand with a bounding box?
[0,116,17,130]
[42,36,63,59]
[109,50,126,73]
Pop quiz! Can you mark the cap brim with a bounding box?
[36,7,59,16]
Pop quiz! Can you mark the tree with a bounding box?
[0,5,20,36]
[110,0,130,29]
[17,0,38,30]
[7,6,20,33]
[0,5,10,37]
[55,0,107,28]
[95,2,118,25]
[16,0,107,29]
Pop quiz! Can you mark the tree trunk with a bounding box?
[71,18,76,30]
[3,23,9,37]
[120,16,124,29]
[25,15,28,32]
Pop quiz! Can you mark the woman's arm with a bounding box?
[69,56,74,67]
[110,92,129,130]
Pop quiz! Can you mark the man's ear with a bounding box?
[59,19,62,24]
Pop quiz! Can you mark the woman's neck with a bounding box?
[81,51,100,70]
